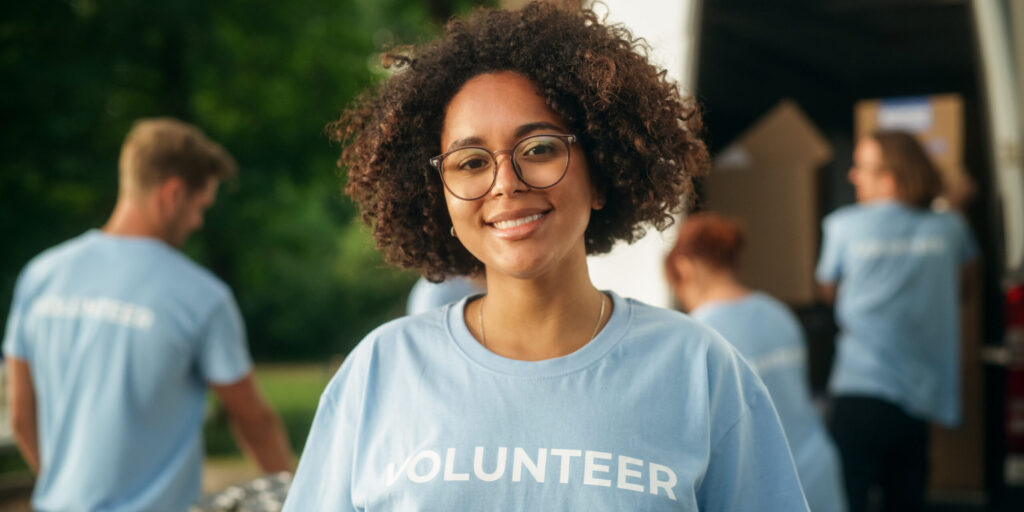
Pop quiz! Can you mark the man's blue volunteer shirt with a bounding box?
[2,230,252,511]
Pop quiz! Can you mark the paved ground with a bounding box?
[0,457,262,510]
[202,456,263,493]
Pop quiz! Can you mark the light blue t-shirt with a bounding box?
[816,201,977,427]
[406,276,484,315]
[692,292,847,512]
[284,291,809,511]
[2,230,252,512]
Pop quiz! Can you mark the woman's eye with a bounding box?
[456,156,490,171]
[527,144,553,155]
[520,141,559,159]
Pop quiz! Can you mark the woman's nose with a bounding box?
[489,153,529,196]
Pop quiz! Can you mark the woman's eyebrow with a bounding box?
[448,136,484,151]
[446,121,567,152]
[513,121,564,139]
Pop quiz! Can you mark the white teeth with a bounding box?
[493,213,544,230]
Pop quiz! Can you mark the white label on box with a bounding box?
[926,138,949,156]
[877,97,934,133]
[714,146,752,171]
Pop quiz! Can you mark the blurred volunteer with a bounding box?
[816,131,977,511]
[666,213,847,512]
[406,275,485,315]
[3,118,294,511]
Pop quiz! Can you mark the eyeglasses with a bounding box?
[429,133,577,201]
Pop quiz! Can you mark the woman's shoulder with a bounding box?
[335,308,451,370]
[697,293,801,340]
[620,298,746,367]
[624,298,712,337]
[747,292,803,331]
[927,208,971,231]
[625,300,775,427]
[360,307,452,354]
[318,308,453,402]
[822,203,863,224]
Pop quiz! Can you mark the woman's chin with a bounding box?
[484,253,559,281]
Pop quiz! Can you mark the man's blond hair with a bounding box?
[118,117,237,196]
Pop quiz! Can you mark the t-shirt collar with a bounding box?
[445,290,631,378]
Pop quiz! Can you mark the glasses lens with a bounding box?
[441,147,494,199]
[514,135,569,188]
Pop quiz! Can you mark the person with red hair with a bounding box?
[666,213,847,512]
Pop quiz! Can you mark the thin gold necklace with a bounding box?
[478,292,607,348]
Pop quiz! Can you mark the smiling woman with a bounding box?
[335,3,706,281]
[283,2,811,510]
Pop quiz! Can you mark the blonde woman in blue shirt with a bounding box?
[816,131,977,511]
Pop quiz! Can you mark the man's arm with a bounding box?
[211,373,294,473]
[6,357,40,473]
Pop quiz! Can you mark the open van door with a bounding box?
[973,0,1024,491]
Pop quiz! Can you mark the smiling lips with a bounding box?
[492,213,544,230]
[486,210,550,239]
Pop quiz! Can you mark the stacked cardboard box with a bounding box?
[705,99,832,306]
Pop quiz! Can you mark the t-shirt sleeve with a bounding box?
[815,214,845,283]
[2,270,32,360]
[697,337,809,511]
[283,348,367,511]
[198,293,252,384]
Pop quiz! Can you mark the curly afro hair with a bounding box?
[331,1,709,282]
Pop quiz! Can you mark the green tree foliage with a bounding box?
[0,0,491,360]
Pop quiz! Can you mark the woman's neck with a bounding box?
[470,256,609,361]
[686,271,750,313]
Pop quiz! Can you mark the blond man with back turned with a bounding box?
[3,118,293,512]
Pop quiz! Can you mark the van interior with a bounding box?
[696,0,1013,508]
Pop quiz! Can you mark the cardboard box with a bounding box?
[929,264,985,494]
[705,99,832,305]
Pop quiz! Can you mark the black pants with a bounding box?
[829,395,929,512]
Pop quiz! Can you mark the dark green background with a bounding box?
[0,0,492,360]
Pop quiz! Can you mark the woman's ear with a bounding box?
[675,258,694,283]
[591,184,607,210]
